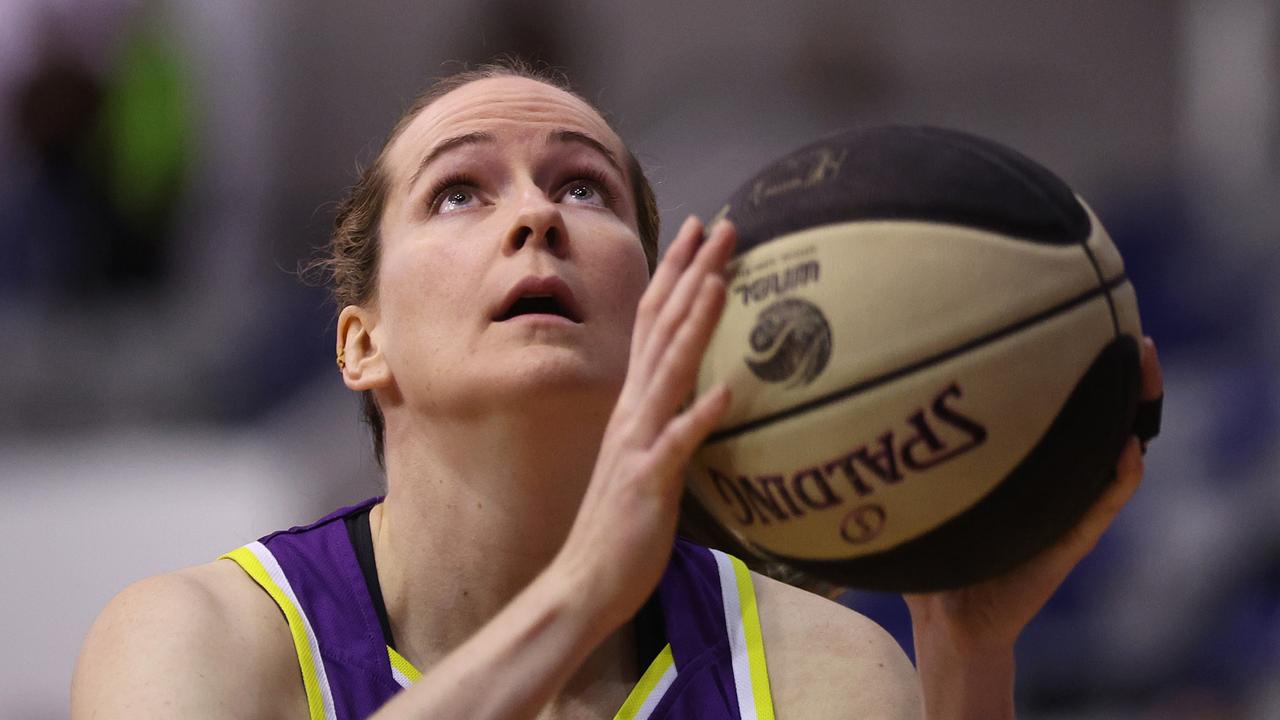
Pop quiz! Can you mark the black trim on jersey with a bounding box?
[633,586,666,674]
[345,503,667,673]
[345,505,397,651]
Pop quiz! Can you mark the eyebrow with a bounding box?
[549,129,623,176]
[408,131,495,188]
[407,128,625,190]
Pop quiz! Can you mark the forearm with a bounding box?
[912,621,1016,720]
[371,562,614,720]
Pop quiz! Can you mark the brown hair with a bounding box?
[316,58,660,468]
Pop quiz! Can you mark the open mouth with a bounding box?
[497,294,579,322]
[493,277,584,324]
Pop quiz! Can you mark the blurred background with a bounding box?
[1,0,1276,717]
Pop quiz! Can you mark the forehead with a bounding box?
[386,76,627,182]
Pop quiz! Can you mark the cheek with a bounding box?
[377,243,480,357]
[594,238,651,339]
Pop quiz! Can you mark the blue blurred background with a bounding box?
[1,1,1276,717]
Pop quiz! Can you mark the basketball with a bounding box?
[688,125,1144,592]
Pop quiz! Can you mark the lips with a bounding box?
[493,276,583,323]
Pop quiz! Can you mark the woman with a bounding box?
[72,62,1163,719]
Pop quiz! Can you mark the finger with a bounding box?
[640,273,728,432]
[650,384,732,490]
[1140,336,1163,402]
[632,216,703,352]
[1057,437,1144,562]
[636,221,736,378]
[644,221,733,361]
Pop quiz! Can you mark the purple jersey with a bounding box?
[222,497,776,719]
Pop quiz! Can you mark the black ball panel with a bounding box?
[723,125,1092,257]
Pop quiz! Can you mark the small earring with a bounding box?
[336,346,346,370]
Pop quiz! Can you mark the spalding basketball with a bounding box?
[689,126,1143,592]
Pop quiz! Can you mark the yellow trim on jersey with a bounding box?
[221,545,331,720]
[387,646,422,686]
[614,643,676,720]
[383,636,675,717]
[383,640,679,719]
[381,639,677,718]
[730,555,775,720]
[221,541,772,719]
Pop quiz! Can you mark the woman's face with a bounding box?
[368,76,651,417]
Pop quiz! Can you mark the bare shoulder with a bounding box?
[752,571,922,719]
[71,559,304,720]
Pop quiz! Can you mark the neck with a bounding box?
[371,391,620,672]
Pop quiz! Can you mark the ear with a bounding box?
[337,305,391,391]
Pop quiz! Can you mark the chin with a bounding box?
[495,348,624,404]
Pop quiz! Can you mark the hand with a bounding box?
[554,217,737,627]
[904,336,1164,653]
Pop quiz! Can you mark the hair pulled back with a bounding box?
[315,58,660,468]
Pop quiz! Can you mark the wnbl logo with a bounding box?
[745,298,832,387]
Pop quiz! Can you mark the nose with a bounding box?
[504,187,568,259]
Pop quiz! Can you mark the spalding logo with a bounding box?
[745,298,832,387]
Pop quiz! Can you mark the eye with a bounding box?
[564,181,600,204]
[427,173,483,215]
[439,188,477,213]
[559,168,618,208]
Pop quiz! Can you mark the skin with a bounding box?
[71,76,1164,719]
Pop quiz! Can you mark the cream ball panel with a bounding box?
[699,220,1107,430]
[690,292,1117,560]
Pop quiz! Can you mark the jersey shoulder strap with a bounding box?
[221,497,399,720]
[617,539,775,720]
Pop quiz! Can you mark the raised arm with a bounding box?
[905,337,1163,719]
[371,217,738,719]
